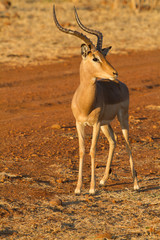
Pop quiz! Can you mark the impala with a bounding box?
[53,6,139,194]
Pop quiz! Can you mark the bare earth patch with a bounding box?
[0,0,160,239]
[0,50,160,239]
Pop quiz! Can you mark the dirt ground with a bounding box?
[0,0,160,239]
[0,50,160,239]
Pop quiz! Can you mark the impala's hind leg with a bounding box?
[122,128,139,190]
[118,112,140,190]
[100,124,117,186]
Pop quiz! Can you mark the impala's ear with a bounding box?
[102,46,112,56]
[81,44,91,59]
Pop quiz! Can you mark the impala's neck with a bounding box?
[76,61,97,115]
[79,60,96,85]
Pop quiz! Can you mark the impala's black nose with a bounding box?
[113,71,118,78]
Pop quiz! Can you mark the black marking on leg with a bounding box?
[135,170,137,177]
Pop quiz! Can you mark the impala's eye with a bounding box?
[93,57,99,62]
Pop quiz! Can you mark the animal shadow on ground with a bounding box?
[0,228,18,237]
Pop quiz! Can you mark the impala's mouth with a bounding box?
[110,76,119,83]
[109,76,118,81]
[109,76,116,81]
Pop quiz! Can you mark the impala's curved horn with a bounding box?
[74,7,103,50]
[53,5,96,50]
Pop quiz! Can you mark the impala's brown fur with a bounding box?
[53,6,139,194]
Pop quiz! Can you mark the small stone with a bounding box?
[51,124,61,129]
[49,197,62,207]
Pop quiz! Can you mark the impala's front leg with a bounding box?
[89,122,100,195]
[75,121,85,195]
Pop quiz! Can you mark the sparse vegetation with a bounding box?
[0,1,159,239]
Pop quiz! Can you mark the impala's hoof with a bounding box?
[75,188,81,195]
[89,188,96,195]
[134,184,140,191]
[99,179,106,186]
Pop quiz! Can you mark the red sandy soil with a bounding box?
[0,50,160,239]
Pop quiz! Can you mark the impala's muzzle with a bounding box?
[108,70,118,81]
[113,71,118,79]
